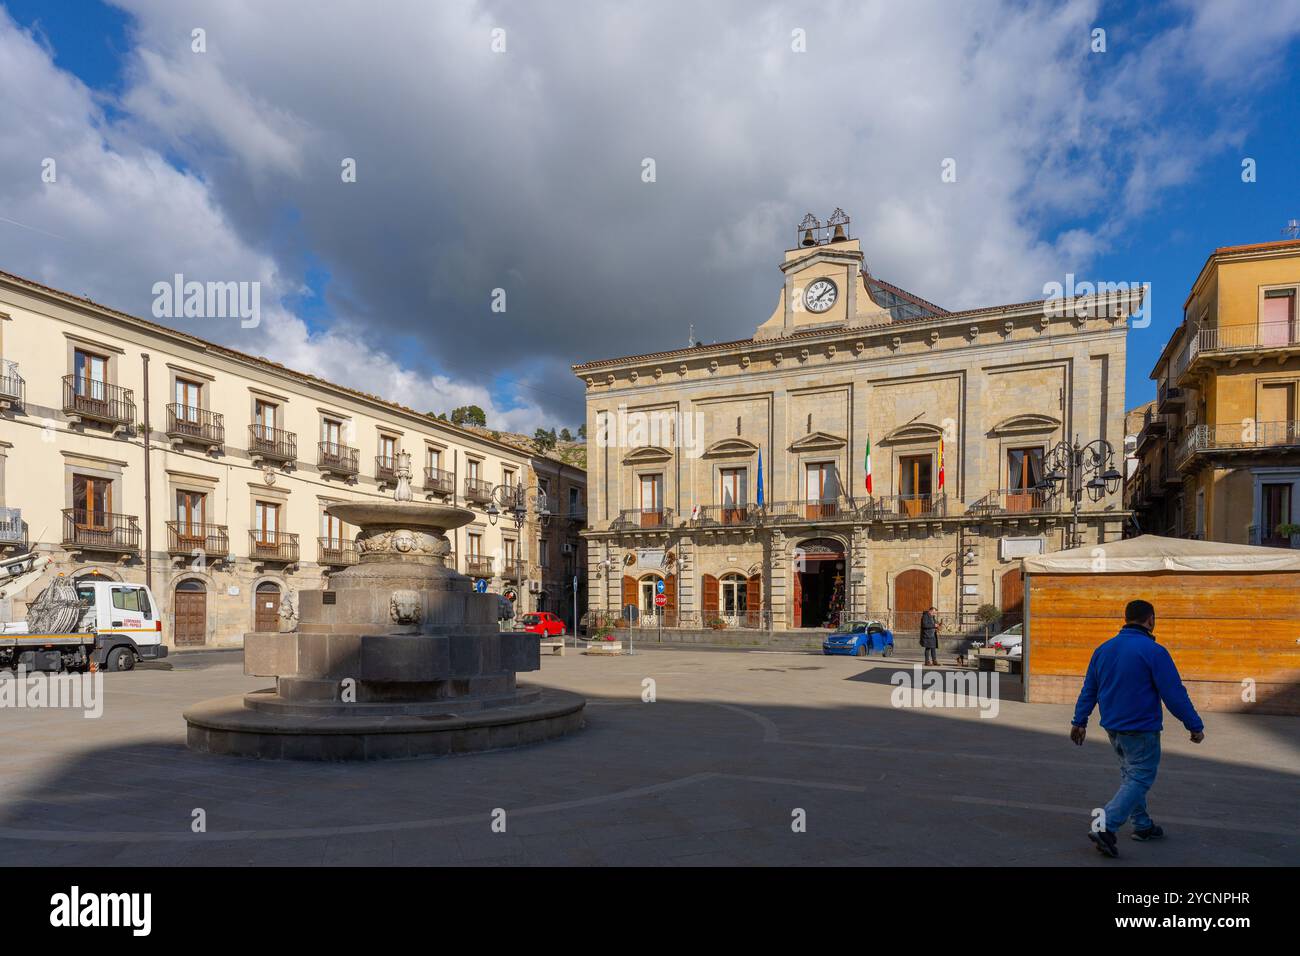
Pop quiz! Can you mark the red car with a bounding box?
[520,612,566,638]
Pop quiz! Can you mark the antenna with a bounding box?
[687,323,696,348]
[1284,219,1300,239]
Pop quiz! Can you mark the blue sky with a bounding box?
[1,0,1299,428]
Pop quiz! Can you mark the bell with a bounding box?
[801,228,816,247]
[831,223,847,242]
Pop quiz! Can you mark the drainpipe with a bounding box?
[142,352,152,591]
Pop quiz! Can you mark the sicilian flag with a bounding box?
[756,447,765,507]
[938,438,945,491]
[864,436,872,495]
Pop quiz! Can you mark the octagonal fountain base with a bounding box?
[184,496,586,760]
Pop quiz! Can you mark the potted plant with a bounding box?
[1276,522,1300,548]
[706,616,727,630]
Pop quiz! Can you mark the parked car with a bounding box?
[823,620,894,657]
[520,612,566,638]
[988,622,1023,657]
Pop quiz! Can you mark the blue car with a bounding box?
[823,620,894,657]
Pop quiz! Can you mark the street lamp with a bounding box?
[484,483,551,531]
[1037,436,1122,547]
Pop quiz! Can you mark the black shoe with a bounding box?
[1131,824,1164,842]
[1089,830,1119,858]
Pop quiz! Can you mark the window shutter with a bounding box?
[746,573,762,612]
[664,573,677,626]
[702,574,719,614]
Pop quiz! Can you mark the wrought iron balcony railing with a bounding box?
[1178,421,1300,468]
[375,454,398,485]
[612,507,675,530]
[0,506,25,547]
[763,498,855,523]
[166,404,224,448]
[967,488,1055,516]
[318,536,358,566]
[1177,320,1300,381]
[465,555,494,578]
[62,375,135,429]
[249,530,299,563]
[424,466,455,495]
[166,521,230,559]
[464,477,494,503]
[861,494,948,521]
[691,503,760,527]
[318,441,360,477]
[0,361,24,407]
[500,559,525,581]
[62,508,141,553]
[248,424,297,464]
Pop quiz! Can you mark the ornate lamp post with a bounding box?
[484,483,551,530]
[1037,436,1123,548]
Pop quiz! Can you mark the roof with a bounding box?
[1022,534,1300,574]
[1181,237,1300,310]
[0,267,538,463]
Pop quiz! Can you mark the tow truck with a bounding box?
[0,552,168,673]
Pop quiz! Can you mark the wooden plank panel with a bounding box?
[1028,572,1300,620]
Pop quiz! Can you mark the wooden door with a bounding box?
[899,455,932,517]
[620,574,637,627]
[792,570,802,627]
[255,586,281,632]
[1000,566,1024,626]
[894,569,932,633]
[746,573,762,628]
[720,468,746,524]
[804,463,833,519]
[663,573,677,626]
[701,574,719,622]
[174,586,207,646]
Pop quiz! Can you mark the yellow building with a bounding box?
[1131,239,1300,546]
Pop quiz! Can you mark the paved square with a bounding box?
[1,647,1296,866]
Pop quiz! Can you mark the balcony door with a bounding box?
[321,511,343,551]
[804,462,835,519]
[175,490,207,545]
[1006,447,1044,512]
[175,379,202,426]
[254,501,280,545]
[254,399,278,442]
[639,474,663,527]
[378,434,397,471]
[72,474,112,530]
[73,349,107,404]
[1260,289,1296,347]
[720,468,747,524]
[321,418,343,459]
[1258,383,1296,446]
[898,455,933,517]
[1261,483,1294,547]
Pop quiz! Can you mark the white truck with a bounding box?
[0,552,168,673]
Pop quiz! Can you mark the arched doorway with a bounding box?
[793,538,846,629]
[636,573,661,625]
[1000,566,1024,627]
[174,578,207,647]
[894,568,933,634]
[254,581,282,632]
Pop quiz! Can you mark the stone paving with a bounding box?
[0,646,1296,866]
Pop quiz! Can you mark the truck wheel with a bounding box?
[106,646,136,672]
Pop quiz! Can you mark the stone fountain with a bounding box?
[184,453,585,760]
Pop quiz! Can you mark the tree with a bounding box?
[559,428,573,442]
[533,427,558,452]
[448,405,487,428]
[577,424,587,440]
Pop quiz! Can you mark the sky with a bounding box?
[1,0,1298,434]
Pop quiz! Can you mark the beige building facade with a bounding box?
[0,269,581,646]
[574,215,1135,636]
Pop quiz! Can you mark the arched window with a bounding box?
[719,573,748,625]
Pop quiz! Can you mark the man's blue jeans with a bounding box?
[1104,730,1160,833]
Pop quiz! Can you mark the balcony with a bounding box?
[249,530,299,564]
[62,375,135,432]
[0,507,26,550]
[248,424,297,466]
[764,498,855,524]
[62,509,141,555]
[166,404,224,451]
[967,488,1056,517]
[0,360,24,409]
[692,503,760,527]
[464,477,495,504]
[1176,319,1300,384]
[500,559,525,582]
[1156,379,1185,412]
[424,466,454,496]
[1134,409,1167,453]
[375,454,398,487]
[318,441,360,479]
[318,536,358,566]
[1248,525,1300,549]
[612,507,675,530]
[1177,421,1300,470]
[862,494,948,521]
[567,505,588,525]
[165,521,230,561]
[465,555,494,578]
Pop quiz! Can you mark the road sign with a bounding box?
[474,578,487,594]
[654,593,667,607]
[655,579,665,594]
[503,587,517,603]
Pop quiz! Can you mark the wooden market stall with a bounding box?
[1021,535,1300,716]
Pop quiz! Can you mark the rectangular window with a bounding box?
[898,454,933,517]
[175,379,202,422]
[73,349,107,401]
[1006,446,1045,512]
[175,490,206,532]
[539,538,549,568]
[321,418,342,447]
[569,487,580,512]
[467,459,480,481]
[254,399,278,436]
[110,586,152,619]
[504,538,518,564]
[1259,383,1297,445]
[1261,289,1297,346]
[720,468,747,523]
[639,474,663,528]
[254,501,281,543]
[321,511,343,544]
[72,474,112,528]
[503,467,515,488]
[466,532,482,558]
[804,462,835,519]
[427,447,442,471]
[1261,483,1294,546]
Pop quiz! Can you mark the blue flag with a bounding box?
[756,447,765,507]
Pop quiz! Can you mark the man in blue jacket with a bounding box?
[1070,599,1205,858]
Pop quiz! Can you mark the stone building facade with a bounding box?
[1128,239,1300,546]
[573,216,1135,636]
[0,268,581,646]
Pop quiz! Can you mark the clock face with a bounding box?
[804,278,838,314]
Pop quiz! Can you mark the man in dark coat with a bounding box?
[920,606,940,665]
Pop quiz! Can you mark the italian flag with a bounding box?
[938,438,945,491]
[864,436,872,495]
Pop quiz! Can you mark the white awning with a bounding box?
[1021,534,1300,574]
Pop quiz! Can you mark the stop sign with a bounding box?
[654,593,667,607]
